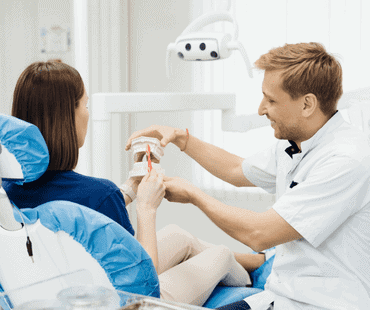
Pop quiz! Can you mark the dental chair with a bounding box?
[0,114,159,309]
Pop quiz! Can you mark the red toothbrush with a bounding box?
[146,144,152,172]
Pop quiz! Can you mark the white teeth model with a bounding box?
[129,162,165,178]
[131,137,164,160]
[129,137,165,178]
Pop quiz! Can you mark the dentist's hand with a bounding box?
[136,169,166,213]
[125,125,188,151]
[163,176,196,204]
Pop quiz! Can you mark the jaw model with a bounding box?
[129,137,165,178]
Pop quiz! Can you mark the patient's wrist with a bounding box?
[120,183,137,203]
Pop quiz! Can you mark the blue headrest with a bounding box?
[0,114,49,184]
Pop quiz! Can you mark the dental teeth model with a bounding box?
[129,137,165,178]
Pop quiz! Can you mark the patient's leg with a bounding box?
[156,224,214,275]
[159,244,251,306]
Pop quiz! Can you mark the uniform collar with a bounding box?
[285,110,343,159]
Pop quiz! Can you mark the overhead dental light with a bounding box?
[166,0,253,78]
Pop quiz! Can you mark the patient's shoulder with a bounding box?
[68,171,118,189]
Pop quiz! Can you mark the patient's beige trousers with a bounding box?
[157,224,251,306]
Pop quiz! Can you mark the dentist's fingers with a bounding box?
[125,125,180,151]
[125,126,162,151]
[163,175,172,182]
[159,130,177,148]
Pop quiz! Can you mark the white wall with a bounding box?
[0,0,74,115]
[0,0,260,253]
[125,0,258,252]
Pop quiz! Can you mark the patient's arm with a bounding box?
[136,169,166,273]
[125,125,255,188]
[120,177,141,205]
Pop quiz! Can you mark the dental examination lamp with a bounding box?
[166,2,253,78]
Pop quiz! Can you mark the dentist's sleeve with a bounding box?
[242,142,278,194]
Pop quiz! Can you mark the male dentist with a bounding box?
[126,42,370,310]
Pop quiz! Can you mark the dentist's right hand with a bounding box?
[125,125,188,151]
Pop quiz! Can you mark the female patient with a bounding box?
[4,61,262,306]
[3,61,135,235]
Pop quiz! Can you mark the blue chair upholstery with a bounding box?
[0,114,159,309]
[203,249,275,308]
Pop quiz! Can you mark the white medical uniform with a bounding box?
[242,111,370,310]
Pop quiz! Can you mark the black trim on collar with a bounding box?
[285,140,301,159]
[290,181,298,188]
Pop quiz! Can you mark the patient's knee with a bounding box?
[210,245,234,265]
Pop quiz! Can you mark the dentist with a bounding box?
[126,42,370,310]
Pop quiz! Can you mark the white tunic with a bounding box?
[242,112,370,310]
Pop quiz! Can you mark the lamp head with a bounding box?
[166,11,253,78]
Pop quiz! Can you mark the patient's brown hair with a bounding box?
[12,61,84,170]
[255,42,343,116]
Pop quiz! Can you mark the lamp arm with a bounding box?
[166,43,176,78]
[216,0,231,11]
[181,11,238,40]
[228,41,253,78]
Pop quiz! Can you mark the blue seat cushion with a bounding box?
[203,286,263,309]
[203,249,275,308]
[249,252,275,290]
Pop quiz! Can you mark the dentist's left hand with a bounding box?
[163,176,196,204]
[137,169,166,213]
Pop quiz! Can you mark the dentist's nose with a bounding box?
[258,99,267,116]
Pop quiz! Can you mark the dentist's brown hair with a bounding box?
[255,42,343,116]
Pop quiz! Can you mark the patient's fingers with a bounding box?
[157,173,164,187]
[142,171,150,182]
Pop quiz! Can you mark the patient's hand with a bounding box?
[137,169,166,213]
[125,125,188,151]
[163,176,195,204]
